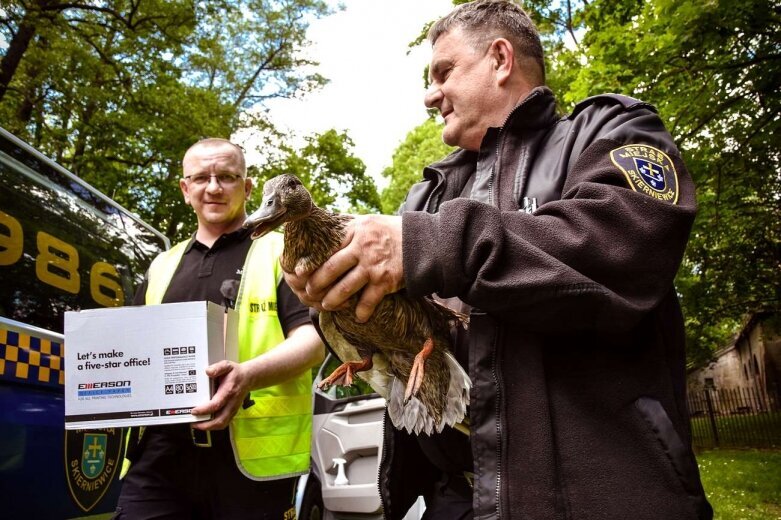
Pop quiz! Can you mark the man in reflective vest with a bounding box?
[115,138,324,519]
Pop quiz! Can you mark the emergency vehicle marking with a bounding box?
[0,208,125,307]
[82,433,108,478]
[0,326,63,388]
[65,428,123,512]
[1,129,167,517]
[610,144,679,204]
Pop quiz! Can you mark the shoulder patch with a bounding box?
[610,144,678,204]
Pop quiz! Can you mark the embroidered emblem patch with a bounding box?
[65,428,123,512]
[610,144,678,203]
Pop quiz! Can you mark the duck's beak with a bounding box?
[243,192,287,240]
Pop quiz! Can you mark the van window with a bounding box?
[0,129,168,333]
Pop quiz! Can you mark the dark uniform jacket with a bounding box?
[380,87,713,520]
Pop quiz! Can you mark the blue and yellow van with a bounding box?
[0,127,168,519]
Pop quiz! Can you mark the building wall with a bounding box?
[688,347,742,393]
[687,314,781,413]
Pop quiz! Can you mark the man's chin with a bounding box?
[442,128,480,151]
[441,128,459,148]
[200,213,239,228]
[201,212,227,223]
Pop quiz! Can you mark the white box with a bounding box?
[64,301,237,430]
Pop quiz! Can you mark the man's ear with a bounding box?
[244,177,253,200]
[180,178,191,205]
[489,38,515,86]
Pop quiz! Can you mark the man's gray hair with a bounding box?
[428,0,545,85]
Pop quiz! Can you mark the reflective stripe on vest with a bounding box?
[145,240,189,305]
[133,232,311,480]
[230,231,311,480]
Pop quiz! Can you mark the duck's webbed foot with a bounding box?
[318,356,373,390]
[404,338,433,404]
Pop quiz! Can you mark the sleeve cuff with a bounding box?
[402,211,442,298]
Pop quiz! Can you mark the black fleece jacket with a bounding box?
[379,87,712,520]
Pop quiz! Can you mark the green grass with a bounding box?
[698,449,781,519]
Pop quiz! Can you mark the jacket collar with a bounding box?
[426,86,558,176]
[501,86,559,134]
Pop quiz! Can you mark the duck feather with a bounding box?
[244,174,470,435]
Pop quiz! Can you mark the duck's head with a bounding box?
[243,174,314,239]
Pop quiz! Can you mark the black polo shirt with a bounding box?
[133,228,309,335]
[120,228,309,517]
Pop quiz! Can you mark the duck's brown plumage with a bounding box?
[244,174,470,434]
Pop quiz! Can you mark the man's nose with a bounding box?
[424,84,442,109]
[205,175,223,192]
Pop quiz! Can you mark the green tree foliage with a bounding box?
[250,129,381,215]
[540,0,781,364]
[380,118,454,214]
[0,0,330,240]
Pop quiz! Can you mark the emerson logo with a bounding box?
[163,407,193,416]
[78,380,132,397]
[78,380,131,389]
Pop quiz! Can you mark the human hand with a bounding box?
[283,266,322,310]
[283,214,404,323]
[190,360,250,430]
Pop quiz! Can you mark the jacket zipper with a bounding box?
[486,94,545,516]
[378,411,391,519]
[491,325,504,519]
[490,91,542,208]
[485,96,542,518]
[490,96,542,517]
[489,110,509,207]
[488,152,497,206]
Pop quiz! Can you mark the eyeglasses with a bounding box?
[184,173,244,187]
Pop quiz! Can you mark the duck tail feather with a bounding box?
[438,352,471,432]
[388,378,436,435]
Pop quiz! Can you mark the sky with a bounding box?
[240,0,454,189]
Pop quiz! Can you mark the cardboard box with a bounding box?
[64,301,237,430]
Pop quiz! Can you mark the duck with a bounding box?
[242,174,470,435]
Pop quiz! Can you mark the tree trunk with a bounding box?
[0,0,57,102]
[0,15,37,102]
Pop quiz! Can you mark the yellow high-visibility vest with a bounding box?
[125,232,311,480]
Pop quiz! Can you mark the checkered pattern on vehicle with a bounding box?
[0,326,63,388]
